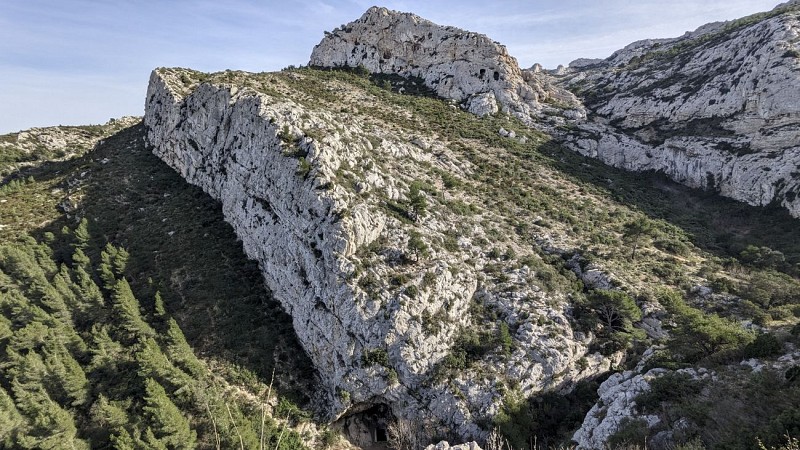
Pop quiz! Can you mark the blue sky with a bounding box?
[0,0,781,133]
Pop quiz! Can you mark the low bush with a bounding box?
[743,333,783,359]
[635,372,703,413]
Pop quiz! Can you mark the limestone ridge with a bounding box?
[144,68,612,440]
[309,6,560,119]
[311,4,800,220]
[556,2,800,218]
[145,70,376,421]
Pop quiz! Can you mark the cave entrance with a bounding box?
[374,426,388,442]
[333,403,393,449]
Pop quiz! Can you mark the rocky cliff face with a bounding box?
[309,6,579,121]
[144,68,612,441]
[555,3,800,218]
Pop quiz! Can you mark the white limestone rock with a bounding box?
[425,441,483,450]
[572,369,662,450]
[572,367,718,449]
[465,92,498,117]
[558,3,800,218]
[309,6,545,121]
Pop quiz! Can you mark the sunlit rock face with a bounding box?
[554,3,800,218]
[309,6,549,120]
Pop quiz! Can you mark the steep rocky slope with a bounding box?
[555,2,800,218]
[144,67,615,442]
[142,66,800,449]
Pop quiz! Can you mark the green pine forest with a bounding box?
[0,123,324,449]
[0,220,308,449]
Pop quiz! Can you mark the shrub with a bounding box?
[274,398,311,424]
[661,291,754,362]
[498,322,513,356]
[744,333,783,359]
[296,157,311,177]
[607,417,649,448]
[362,348,390,367]
[320,429,339,448]
[769,306,794,320]
[740,245,785,269]
[636,372,702,413]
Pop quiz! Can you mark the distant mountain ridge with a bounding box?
[556,1,800,219]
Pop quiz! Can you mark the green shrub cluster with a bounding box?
[658,289,754,363]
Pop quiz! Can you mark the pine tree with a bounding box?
[73,218,91,250]
[110,429,139,450]
[406,181,428,221]
[0,385,25,448]
[71,247,91,271]
[111,278,156,341]
[112,246,130,277]
[72,264,105,324]
[622,217,654,261]
[135,337,192,391]
[99,245,118,290]
[42,340,89,406]
[88,394,132,445]
[11,380,89,450]
[87,324,125,373]
[89,394,129,429]
[165,318,205,378]
[154,291,166,317]
[142,378,197,450]
[0,314,13,342]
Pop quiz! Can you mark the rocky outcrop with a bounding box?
[572,366,715,449]
[556,3,800,218]
[309,6,578,120]
[144,68,611,442]
[425,441,482,450]
[572,369,661,450]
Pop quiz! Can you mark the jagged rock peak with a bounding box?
[309,5,547,119]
